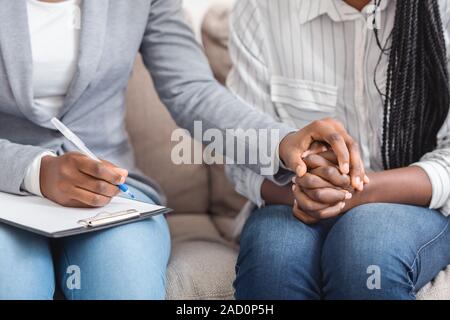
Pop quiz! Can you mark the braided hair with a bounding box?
[374,0,450,169]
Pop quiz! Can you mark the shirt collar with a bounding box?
[298,0,391,25]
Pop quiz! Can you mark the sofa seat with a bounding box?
[166,214,237,300]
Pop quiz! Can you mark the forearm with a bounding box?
[142,0,294,178]
[347,166,432,210]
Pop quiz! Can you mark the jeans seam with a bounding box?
[408,219,450,295]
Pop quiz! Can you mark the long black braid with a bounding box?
[373,0,450,169]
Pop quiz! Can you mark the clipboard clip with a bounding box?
[78,209,140,228]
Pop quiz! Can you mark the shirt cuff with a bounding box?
[22,151,57,197]
[411,161,450,210]
[236,169,266,208]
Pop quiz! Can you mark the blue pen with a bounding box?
[51,117,136,200]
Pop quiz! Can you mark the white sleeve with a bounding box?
[411,134,450,216]
[224,0,293,205]
[410,8,450,216]
[22,151,57,197]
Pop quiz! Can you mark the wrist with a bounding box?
[345,172,379,210]
[261,180,295,206]
[40,155,57,197]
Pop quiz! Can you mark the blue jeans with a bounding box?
[0,186,171,300]
[235,203,450,300]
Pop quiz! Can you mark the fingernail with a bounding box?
[359,181,364,191]
[120,176,126,184]
[292,177,296,184]
[342,163,350,174]
[364,175,370,184]
[345,192,352,200]
[296,165,305,177]
[292,184,296,192]
[340,202,346,209]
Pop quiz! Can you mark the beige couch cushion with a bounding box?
[166,214,237,300]
[209,164,246,241]
[126,56,209,214]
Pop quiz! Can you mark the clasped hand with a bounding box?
[292,150,369,224]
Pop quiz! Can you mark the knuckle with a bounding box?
[327,133,343,143]
[311,189,324,201]
[94,181,108,194]
[90,194,103,207]
[312,119,325,129]
[323,166,335,177]
[302,202,314,212]
[349,140,360,150]
[302,176,313,187]
[93,163,103,177]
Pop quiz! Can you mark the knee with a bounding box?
[321,204,416,299]
[235,205,323,299]
[239,205,321,267]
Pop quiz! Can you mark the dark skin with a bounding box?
[41,153,128,208]
[263,0,433,224]
[38,2,368,209]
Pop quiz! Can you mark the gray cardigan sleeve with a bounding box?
[139,0,295,180]
[0,139,49,195]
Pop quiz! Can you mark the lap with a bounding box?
[0,186,171,300]
[236,205,337,299]
[239,204,338,263]
[56,187,171,299]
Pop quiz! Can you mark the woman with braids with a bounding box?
[227,0,450,299]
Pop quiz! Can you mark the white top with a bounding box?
[23,0,81,196]
[227,0,450,216]
[27,0,81,118]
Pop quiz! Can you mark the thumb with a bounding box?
[278,131,312,177]
[288,154,307,177]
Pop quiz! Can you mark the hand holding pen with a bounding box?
[39,118,135,208]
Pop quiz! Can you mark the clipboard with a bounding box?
[0,192,172,238]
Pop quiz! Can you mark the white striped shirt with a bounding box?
[226,0,450,216]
